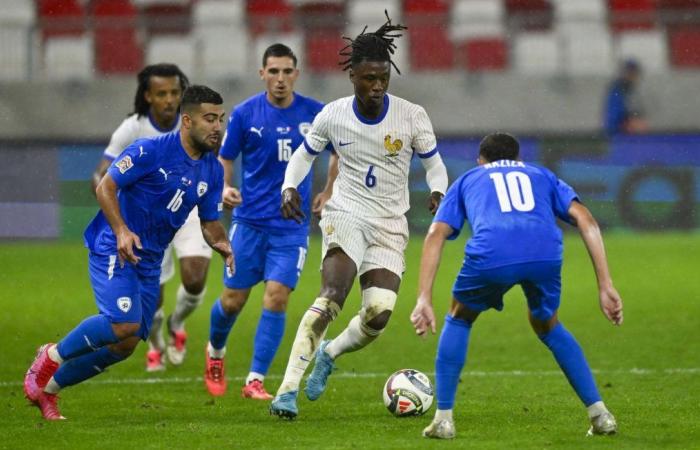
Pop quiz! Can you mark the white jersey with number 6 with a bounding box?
[303,94,438,218]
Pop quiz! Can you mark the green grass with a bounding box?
[1,233,699,449]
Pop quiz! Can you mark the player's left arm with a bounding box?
[312,151,339,218]
[200,220,234,275]
[568,200,623,325]
[412,106,448,214]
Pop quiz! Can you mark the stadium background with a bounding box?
[1,1,699,448]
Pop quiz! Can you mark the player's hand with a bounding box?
[427,191,444,216]
[280,188,305,224]
[212,241,235,276]
[222,186,242,209]
[116,227,142,268]
[599,284,623,325]
[410,298,437,337]
[312,191,331,218]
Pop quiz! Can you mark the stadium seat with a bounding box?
[37,0,86,39]
[459,38,508,71]
[609,0,656,32]
[404,0,454,71]
[140,2,192,36]
[616,30,669,73]
[305,29,346,73]
[505,0,554,31]
[93,0,143,74]
[146,35,195,76]
[295,1,345,29]
[193,0,248,78]
[247,0,294,36]
[0,0,36,80]
[450,0,505,41]
[43,36,94,81]
[193,0,245,26]
[347,0,402,26]
[512,31,562,75]
[552,0,607,22]
[254,32,305,68]
[669,28,700,67]
[562,26,614,75]
[657,0,700,26]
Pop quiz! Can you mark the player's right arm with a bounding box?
[92,117,139,195]
[568,200,623,325]
[96,173,142,267]
[218,107,245,209]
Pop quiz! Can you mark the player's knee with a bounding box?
[111,322,141,340]
[109,336,140,357]
[360,287,397,334]
[320,284,351,306]
[220,289,248,314]
[182,279,206,296]
[529,311,559,336]
[365,310,392,332]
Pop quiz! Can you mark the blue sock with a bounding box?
[53,346,126,388]
[56,314,119,360]
[538,322,601,406]
[250,309,286,376]
[435,315,472,410]
[209,299,238,350]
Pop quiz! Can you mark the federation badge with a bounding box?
[324,224,335,235]
[299,122,312,136]
[384,134,403,157]
[115,155,133,173]
[197,181,208,197]
[117,297,132,313]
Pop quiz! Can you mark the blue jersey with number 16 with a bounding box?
[219,92,325,234]
[434,160,579,269]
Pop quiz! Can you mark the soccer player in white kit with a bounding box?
[91,64,213,371]
[270,13,449,419]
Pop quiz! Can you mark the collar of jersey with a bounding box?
[148,112,179,133]
[263,91,299,110]
[352,95,389,125]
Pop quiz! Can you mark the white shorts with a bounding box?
[160,208,213,284]
[319,210,409,278]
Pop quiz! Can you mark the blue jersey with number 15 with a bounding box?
[434,160,579,269]
[219,92,325,234]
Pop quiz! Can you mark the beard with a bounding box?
[192,133,221,154]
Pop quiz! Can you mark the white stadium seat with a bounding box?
[616,31,669,74]
[146,35,195,76]
[44,36,94,81]
[513,32,562,75]
[450,0,505,40]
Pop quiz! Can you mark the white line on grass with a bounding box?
[1,367,698,388]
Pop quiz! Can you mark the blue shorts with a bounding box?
[452,260,562,322]
[88,252,160,340]
[224,222,308,290]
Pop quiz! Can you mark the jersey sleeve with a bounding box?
[104,117,139,160]
[198,159,224,222]
[219,107,246,161]
[107,139,157,189]
[412,106,438,159]
[433,177,467,240]
[303,104,331,155]
[552,175,579,224]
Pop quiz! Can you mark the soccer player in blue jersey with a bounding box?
[23,85,232,420]
[204,43,338,400]
[411,133,623,439]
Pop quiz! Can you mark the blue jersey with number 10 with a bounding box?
[219,92,325,234]
[435,160,579,269]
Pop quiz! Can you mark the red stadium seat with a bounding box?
[93,0,143,74]
[305,29,345,73]
[459,38,508,72]
[37,0,86,39]
[404,0,449,13]
[505,0,553,30]
[669,28,700,67]
[247,0,293,35]
[142,2,192,36]
[407,21,455,71]
[609,0,656,32]
[658,0,700,26]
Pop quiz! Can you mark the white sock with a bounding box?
[325,315,378,359]
[587,401,608,419]
[207,341,226,359]
[48,344,63,364]
[170,285,205,331]
[435,409,453,422]
[277,298,339,395]
[44,377,61,394]
[246,372,265,385]
[148,308,165,351]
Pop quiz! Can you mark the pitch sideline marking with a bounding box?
[2,367,699,388]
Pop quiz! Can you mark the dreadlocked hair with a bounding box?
[339,10,407,75]
[133,63,190,118]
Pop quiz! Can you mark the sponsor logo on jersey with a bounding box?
[116,155,133,173]
[384,135,403,157]
[338,140,354,147]
[117,297,132,313]
[250,126,264,137]
[197,181,208,197]
[299,122,312,136]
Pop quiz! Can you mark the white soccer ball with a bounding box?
[382,369,434,417]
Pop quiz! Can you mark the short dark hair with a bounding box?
[133,63,189,117]
[262,43,297,67]
[479,133,520,162]
[181,85,223,112]
[339,10,407,74]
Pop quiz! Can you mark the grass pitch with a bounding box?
[1,233,699,449]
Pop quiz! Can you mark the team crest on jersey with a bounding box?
[299,122,312,136]
[197,181,208,197]
[324,224,335,235]
[384,134,403,157]
[117,297,132,313]
[116,155,133,173]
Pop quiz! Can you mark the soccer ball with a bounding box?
[382,369,434,417]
